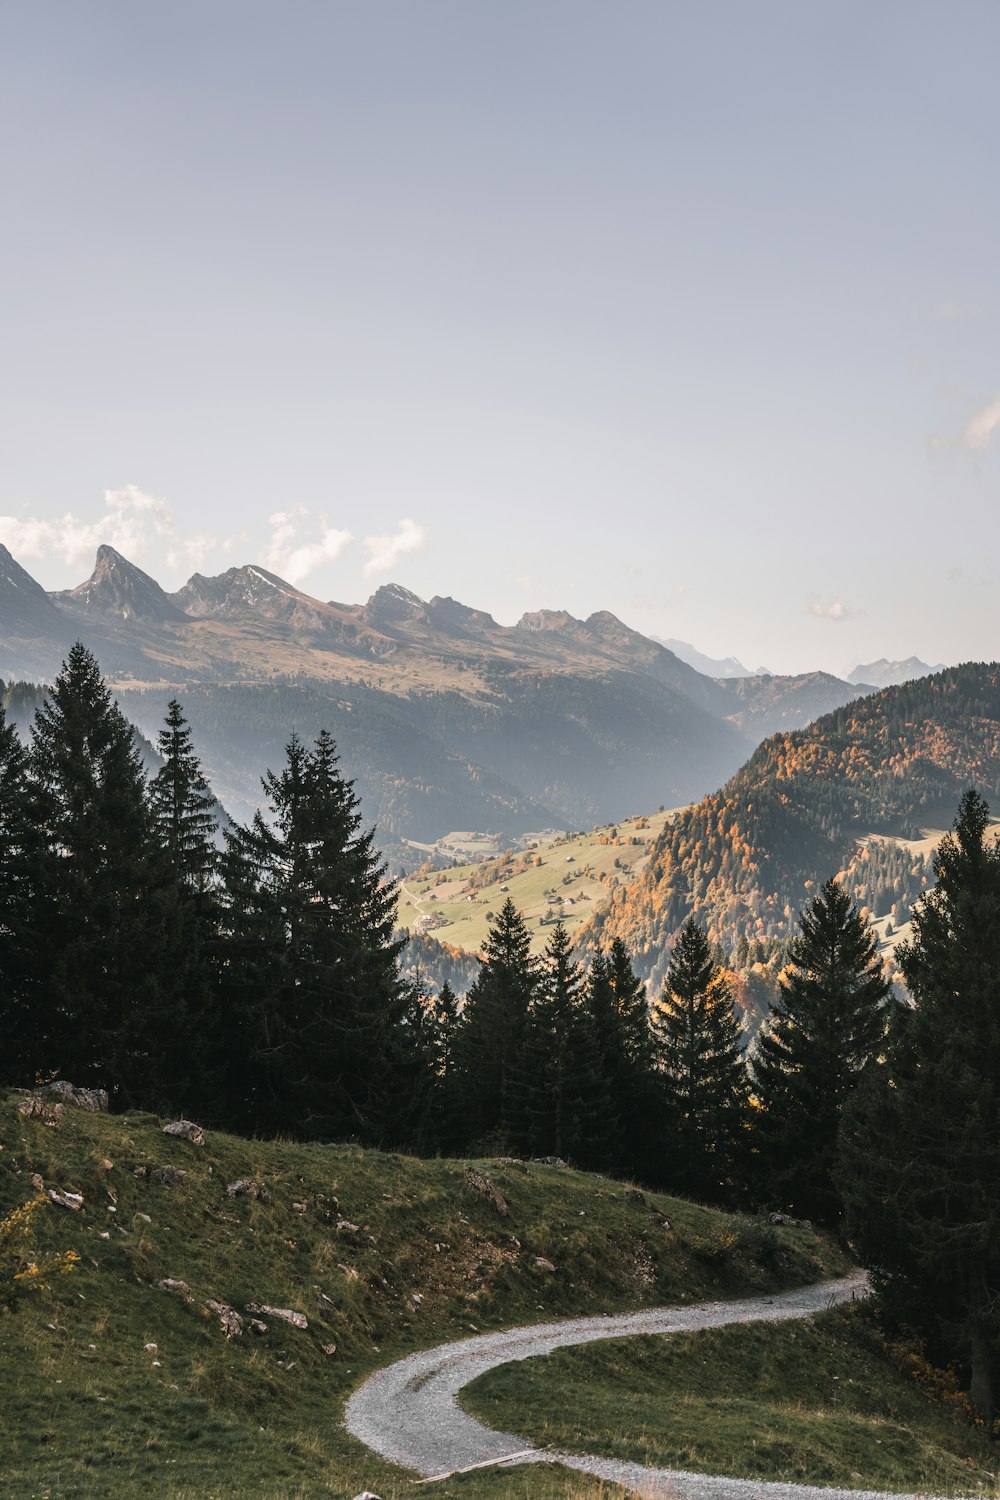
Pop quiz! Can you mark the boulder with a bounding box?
[534,1257,556,1272]
[226,1179,270,1202]
[162,1120,205,1145]
[625,1188,646,1205]
[150,1165,186,1187]
[158,1278,191,1295]
[463,1166,508,1217]
[17,1096,64,1126]
[39,1081,108,1112]
[49,1188,83,1211]
[206,1300,243,1338]
[245,1303,308,1330]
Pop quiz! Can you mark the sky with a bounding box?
[1,0,998,676]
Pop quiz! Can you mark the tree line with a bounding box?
[2,645,998,1418]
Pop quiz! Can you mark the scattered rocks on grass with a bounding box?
[532,1155,567,1168]
[226,1179,270,1201]
[493,1156,529,1173]
[206,1300,244,1338]
[769,1211,812,1228]
[158,1278,191,1295]
[162,1120,205,1145]
[291,1201,307,1213]
[245,1303,308,1330]
[150,1165,186,1187]
[336,1218,363,1239]
[49,1188,83,1211]
[463,1166,508,1217]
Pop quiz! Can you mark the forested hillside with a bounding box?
[588,664,1000,985]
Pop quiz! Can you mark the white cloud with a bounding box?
[362,517,427,578]
[261,507,354,585]
[963,395,1000,450]
[808,597,852,621]
[0,484,201,573]
[932,300,982,321]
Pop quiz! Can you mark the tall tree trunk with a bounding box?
[969,1323,995,1424]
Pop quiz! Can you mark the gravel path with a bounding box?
[344,1271,960,1498]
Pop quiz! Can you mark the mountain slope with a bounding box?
[588,664,1000,983]
[58,545,186,623]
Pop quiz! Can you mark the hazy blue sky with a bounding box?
[1,1,997,674]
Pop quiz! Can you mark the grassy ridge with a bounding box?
[464,1307,1000,1497]
[0,1092,846,1498]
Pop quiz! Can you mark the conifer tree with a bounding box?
[148,699,220,1109]
[839,791,1000,1420]
[149,699,217,897]
[219,730,405,1140]
[514,923,612,1165]
[653,918,748,1201]
[0,702,49,1084]
[29,644,176,1104]
[587,938,653,1174]
[451,898,536,1150]
[425,981,465,1151]
[753,877,891,1223]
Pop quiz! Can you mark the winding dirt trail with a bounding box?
[343,1272,959,1499]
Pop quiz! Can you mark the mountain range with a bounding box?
[845,657,948,688]
[1,542,875,844]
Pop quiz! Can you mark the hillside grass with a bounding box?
[463,1304,1000,1497]
[399,810,678,956]
[0,1090,846,1498]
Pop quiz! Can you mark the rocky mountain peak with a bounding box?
[62,546,185,624]
[362,583,428,624]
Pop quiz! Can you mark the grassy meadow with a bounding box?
[0,1090,843,1498]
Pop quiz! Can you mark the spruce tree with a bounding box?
[219,730,405,1140]
[29,644,176,1104]
[587,939,654,1175]
[148,699,220,1109]
[0,702,50,1084]
[839,791,1000,1419]
[753,877,891,1223]
[451,898,536,1151]
[653,918,748,1201]
[515,923,612,1166]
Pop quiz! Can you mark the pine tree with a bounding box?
[839,791,1000,1420]
[451,898,537,1151]
[425,981,465,1152]
[753,876,891,1223]
[219,730,406,1140]
[0,702,50,1084]
[653,918,748,1201]
[515,923,612,1165]
[29,644,176,1105]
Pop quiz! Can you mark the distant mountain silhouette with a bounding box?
[846,657,946,688]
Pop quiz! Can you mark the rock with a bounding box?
[352,1492,383,1499]
[493,1156,529,1173]
[321,1342,337,1357]
[248,1318,268,1335]
[162,1120,205,1145]
[151,1360,162,1368]
[151,1165,187,1187]
[206,1300,243,1338]
[39,1080,108,1112]
[532,1155,567,1168]
[463,1166,508,1217]
[17,1096,65,1126]
[143,1343,158,1354]
[661,1218,672,1231]
[136,1212,152,1224]
[291,1201,307,1214]
[226,1179,270,1201]
[245,1303,308,1330]
[336,1219,362,1238]
[98,1158,114,1172]
[534,1257,556,1272]
[49,1188,83,1211]
[769,1211,812,1228]
[626,1188,646,1205]
[158,1278,191,1294]
[133,1166,148,1178]
[30,1173,44,1193]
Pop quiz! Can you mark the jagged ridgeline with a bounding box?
[588,664,1000,983]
